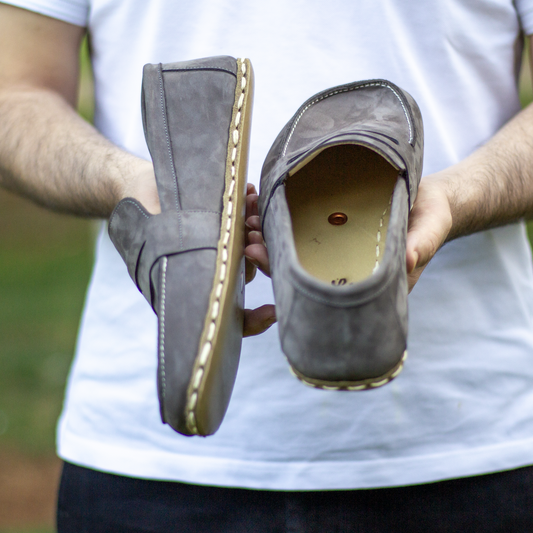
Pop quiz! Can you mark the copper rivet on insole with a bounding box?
[328,212,348,225]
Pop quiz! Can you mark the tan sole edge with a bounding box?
[184,58,254,435]
[289,351,407,391]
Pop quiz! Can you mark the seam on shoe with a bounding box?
[184,58,249,435]
[180,209,222,214]
[158,64,181,213]
[162,66,237,77]
[134,241,146,294]
[121,199,151,219]
[372,196,392,274]
[108,198,150,228]
[159,257,168,402]
[282,82,413,156]
[290,350,407,391]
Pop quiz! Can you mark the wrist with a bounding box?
[117,158,160,215]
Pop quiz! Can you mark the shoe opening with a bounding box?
[285,144,398,285]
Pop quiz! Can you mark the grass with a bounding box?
[0,191,93,454]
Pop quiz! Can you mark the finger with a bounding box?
[407,266,426,293]
[244,231,265,283]
[406,215,449,272]
[244,196,260,257]
[405,226,441,293]
[246,183,257,196]
[245,215,261,232]
[404,177,453,292]
[245,259,257,284]
[245,242,270,277]
[246,192,258,220]
[406,226,422,276]
[247,230,264,246]
[251,194,259,216]
[243,304,277,337]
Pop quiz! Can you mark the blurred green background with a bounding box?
[0,39,94,533]
[1,37,533,533]
[0,39,94,459]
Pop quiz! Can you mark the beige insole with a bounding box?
[285,144,398,285]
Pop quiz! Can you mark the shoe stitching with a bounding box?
[158,65,181,213]
[185,59,248,435]
[373,196,392,274]
[159,257,168,402]
[108,198,150,228]
[290,350,407,391]
[282,81,413,157]
[162,66,237,77]
[180,209,222,214]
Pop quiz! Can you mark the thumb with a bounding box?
[405,178,453,290]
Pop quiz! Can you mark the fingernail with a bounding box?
[245,255,259,266]
[409,251,419,273]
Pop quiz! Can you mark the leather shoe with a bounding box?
[259,79,423,390]
[109,56,254,435]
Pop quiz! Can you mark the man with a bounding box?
[1,0,533,531]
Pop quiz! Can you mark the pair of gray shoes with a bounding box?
[109,56,423,437]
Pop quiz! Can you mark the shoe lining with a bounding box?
[285,144,398,285]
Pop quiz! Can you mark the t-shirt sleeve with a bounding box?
[516,0,533,35]
[2,0,89,27]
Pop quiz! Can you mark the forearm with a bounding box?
[407,101,533,289]
[436,103,533,241]
[0,85,153,217]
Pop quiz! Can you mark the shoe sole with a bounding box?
[183,58,254,435]
[289,350,407,391]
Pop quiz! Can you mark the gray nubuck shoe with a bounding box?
[259,80,423,391]
[108,56,254,436]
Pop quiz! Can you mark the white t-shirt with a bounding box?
[7,0,533,490]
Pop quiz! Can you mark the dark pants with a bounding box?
[57,461,533,532]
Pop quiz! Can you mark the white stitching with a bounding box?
[159,68,181,211]
[373,201,391,274]
[372,193,394,274]
[294,350,407,391]
[282,81,413,157]
[159,257,168,400]
[185,58,248,435]
[109,199,150,228]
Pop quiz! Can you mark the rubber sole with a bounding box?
[289,351,407,391]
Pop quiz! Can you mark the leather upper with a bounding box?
[260,80,423,226]
[259,79,424,383]
[108,56,247,436]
